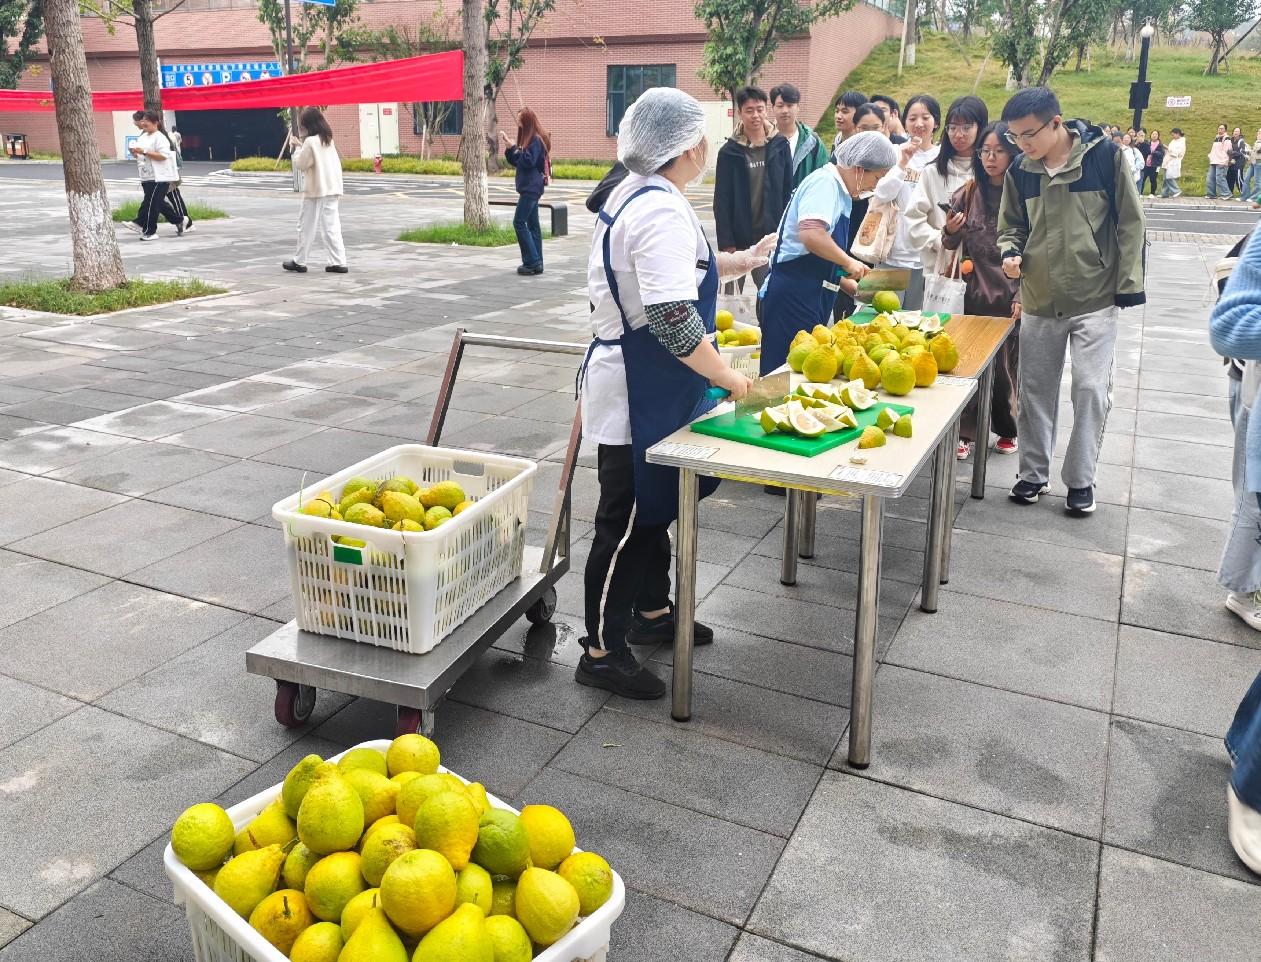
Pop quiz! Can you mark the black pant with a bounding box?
[136,181,180,236]
[584,444,671,651]
[1139,167,1159,195]
[1228,165,1241,195]
[167,186,192,224]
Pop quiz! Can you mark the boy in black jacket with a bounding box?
[714,86,793,290]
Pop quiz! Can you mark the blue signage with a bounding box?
[299,0,336,6]
[160,61,283,89]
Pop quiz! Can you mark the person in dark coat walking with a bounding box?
[714,86,793,291]
[500,108,550,275]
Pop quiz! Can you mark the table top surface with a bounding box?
[647,371,977,497]
[938,313,1018,379]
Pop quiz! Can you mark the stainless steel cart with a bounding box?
[246,330,587,737]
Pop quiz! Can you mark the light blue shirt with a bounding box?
[770,165,852,264]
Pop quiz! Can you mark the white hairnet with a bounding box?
[835,131,899,171]
[617,88,707,176]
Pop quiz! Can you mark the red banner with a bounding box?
[0,51,463,113]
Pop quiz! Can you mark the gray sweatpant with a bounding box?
[1015,306,1119,490]
[1218,378,1261,594]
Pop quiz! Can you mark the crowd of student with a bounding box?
[711,83,1146,514]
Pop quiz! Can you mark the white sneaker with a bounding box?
[138,233,159,241]
[1226,591,1261,631]
[1228,785,1261,875]
[183,218,196,232]
[956,440,973,461]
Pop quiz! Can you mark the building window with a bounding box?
[607,64,676,137]
[414,100,463,136]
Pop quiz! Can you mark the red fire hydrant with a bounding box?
[373,155,382,174]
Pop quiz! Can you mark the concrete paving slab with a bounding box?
[1130,468,1234,520]
[610,889,739,962]
[0,549,111,629]
[161,412,323,458]
[0,677,79,752]
[0,427,138,475]
[145,458,308,523]
[71,401,233,442]
[1133,435,1234,481]
[1122,559,1261,648]
[747,773,1096,962]
[1124,507,1231,570]
[0,707,253,919]
[447,648,610,734]
[45,442,236,496]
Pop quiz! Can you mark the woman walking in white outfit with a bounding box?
[283,108,348,274]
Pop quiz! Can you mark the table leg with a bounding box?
[797,490,817,559]
[971,365,995,500]
[921,434,952,613]
[780,489,800,586]
[941,421,958,585]
[672,468,700,723]
[848,494,884,769]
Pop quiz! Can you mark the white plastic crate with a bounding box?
[717,320,762,378]
[272,444,536,655]
[164,740,625,962]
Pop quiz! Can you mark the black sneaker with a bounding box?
[326,265,349,274]
[626,605,714,647]
[1066,486,1096,515]
[574,646,666,699]
[282,260,308,273]
[1009,479,1049,504]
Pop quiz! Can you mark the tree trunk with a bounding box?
[44,0,126,292]
[485,95,501,174]
[1206,33,1223,75]
[133,0,162,113]
[460,0,491,231]
[1075,44,1085,71]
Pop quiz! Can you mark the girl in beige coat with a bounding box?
[283,107,348,274]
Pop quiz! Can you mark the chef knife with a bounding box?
[705,369,793,416]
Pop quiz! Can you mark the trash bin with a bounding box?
[5,134,28,159]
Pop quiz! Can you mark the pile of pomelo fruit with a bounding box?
[300,476,476,536]
[170,736,614,961]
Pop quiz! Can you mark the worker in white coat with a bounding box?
[576,88,773,699]
[283,107,348,274]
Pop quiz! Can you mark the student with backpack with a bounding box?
[997,87,1146,516]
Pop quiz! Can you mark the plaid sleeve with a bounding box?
[644,300,706,358]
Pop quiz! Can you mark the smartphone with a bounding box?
[937,202,956,215]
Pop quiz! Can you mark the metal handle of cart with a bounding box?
[249,329,589,739]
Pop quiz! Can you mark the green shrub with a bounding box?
[0,277,225,316]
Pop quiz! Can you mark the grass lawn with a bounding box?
[112,200,229,222]
[230,156,612,180]
[0,277,225,316]
[397,221,554,246]
[819,33,1261,196]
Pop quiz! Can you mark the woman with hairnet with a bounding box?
[759,131,898,373]
[576,88,774,699]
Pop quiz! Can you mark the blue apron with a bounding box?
[579,184,722,526]
[758,177,851,376]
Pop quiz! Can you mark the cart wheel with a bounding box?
[395,707,424,737]
[274,681,316,728]
[525,588,557,626]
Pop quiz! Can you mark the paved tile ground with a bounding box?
[0,171,1258,961]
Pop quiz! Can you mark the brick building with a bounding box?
[1,0,902,163]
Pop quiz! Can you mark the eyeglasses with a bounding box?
[978,148,1006,159]
[946,124,977,135]
[1005,119,1052,146]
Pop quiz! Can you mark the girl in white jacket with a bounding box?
[283,107,348,274]
[904,95,986,277]
[870,93,941,309]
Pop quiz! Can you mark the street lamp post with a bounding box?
[1131,22,1156,132]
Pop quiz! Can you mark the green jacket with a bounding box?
[790,121,830,188]
[997,120,1146,318]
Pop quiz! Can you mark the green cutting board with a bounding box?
[847,306,951,326]
[691,400,915,457]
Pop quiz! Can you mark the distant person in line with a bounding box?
[282,107,348,274]
[1230,126,1250,198]
[769,82,829,187]
[164,123,195,233]
[123,110,181,240]
[1160,127,1186,197]
[501,108,551,276]
[871,94,909,143]
[831,89,867,154]
[942,122,1021,461]
[714,86,792,292]
[1139,129,1164,196]
[1244,127,1261,206]
[1206,228,1261,877]
[1120,133,1143,186]
[1208,124,1231,199]
[997,86,1145,517]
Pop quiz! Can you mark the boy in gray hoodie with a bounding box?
[998,87,1146,515]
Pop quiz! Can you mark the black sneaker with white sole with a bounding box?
[1066,486,1096,514]
[626,605,714,646]
[574,646,666,699]
[1009,479,1049,504]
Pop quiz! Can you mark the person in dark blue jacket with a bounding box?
[500,108,550,275]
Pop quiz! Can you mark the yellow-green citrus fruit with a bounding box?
[343,769,398,826]
[715,309,734,331]
[412,902,494,962]
[911,350,937,387]
[471,809,531,879]
[282,755,324,819]
[518,805,575,872]
[304,851,367,922]
[214,844,285,919]
[361,822,417,887]
[456,863,494,913]
[786,343,812,374]
[929,331,959,372]
[894,414,913,438]
[424,506,453,530]
[289,920,343,962]
[339,887,381,939]
[489,878,517,918]
[381,491,424,525]
[171,802,235,871]
[283,842,323,890]
[879,353,915,396]
[344,502,386,528]
[514,867,580,946]
[249,888,314,955]
[873,290,901,313]
[397,773,455,829]
[484,915,533,962]
[297,763,365,855]
[337,747,388,778]
[379,848,456,938]
[857,426,886,449]
[414,790,480,871]
[801,346,838,384]
[875,407,897,431]
[234,799,297,855]
[557,851,615,915]
[422,481,466,511]
[849,352,881,390]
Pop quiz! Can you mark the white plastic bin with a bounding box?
[272,444,536,654]
[164,740,625,962]
[717,320,762,378]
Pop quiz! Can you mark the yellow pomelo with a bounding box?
[379,848,456,938]
[715,309,734,331]
[414,790,480,871]
[171,803,235,871]
[879,353,915,396]
[911,350,937,387]
[519,805,576,872]
[490,877,517,918]
[801,346,838,384]
[249,888,314,956]
[386,734,440,777]
[893,414,913,438]
[557,852,615,916]
[413,902,494,962]
[872,290,901,313]
[304,851,366,922]
[339,887,382,939]
[289,921,343,962]
[857,426,886,449]
[361,822,417,887]
[786,343,813,374]
[514,867,580,947]
[929,332,959,372]
[484,915,533,962]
